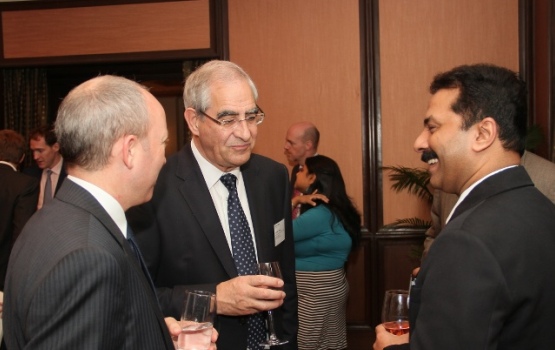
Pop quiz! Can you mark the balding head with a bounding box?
[284,121,319,166]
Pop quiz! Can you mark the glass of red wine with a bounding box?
[381,289,410,336]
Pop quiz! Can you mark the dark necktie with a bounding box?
[220,173,267,349]
[126,227,157,296]
[43,169,53,204]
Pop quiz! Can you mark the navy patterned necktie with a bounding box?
[220,173,267,349]
[126,227,157,296]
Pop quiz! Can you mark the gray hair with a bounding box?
[55,75,150,171]
[183,60,258,112]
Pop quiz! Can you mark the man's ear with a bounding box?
[184,108,200,136]
[122,134,138,169]
[473,117,497,152]
[52,142,60,153]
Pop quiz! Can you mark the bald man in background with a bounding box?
[284,122,320,217]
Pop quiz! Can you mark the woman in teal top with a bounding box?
[292,155,361,350]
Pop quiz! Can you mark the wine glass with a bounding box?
[255,261,289,347]
[381,289,410,336]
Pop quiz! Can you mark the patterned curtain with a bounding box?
[3,67,48,134]
[2,68,48,167]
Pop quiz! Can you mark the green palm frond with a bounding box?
[382,217,432,229]
[382,166,433,202]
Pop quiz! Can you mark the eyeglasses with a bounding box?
[197,106,265,129]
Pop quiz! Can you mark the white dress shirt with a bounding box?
[190,140,258,256]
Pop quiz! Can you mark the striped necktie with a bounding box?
[43,169,53,204]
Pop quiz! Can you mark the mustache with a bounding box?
[421,150,438,163]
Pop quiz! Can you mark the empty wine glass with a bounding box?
[381,289,410,336]
[255,261,289,347]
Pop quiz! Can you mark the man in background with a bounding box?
[128,60,298,350]
[0,129,39,286]
[4,75,189,349]
[374,64,555,349]
[0,129,38,349]
[284,121,320,217]
[25,125,67,209]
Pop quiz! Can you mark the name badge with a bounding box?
[274,219,285,246]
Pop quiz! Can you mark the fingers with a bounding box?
[216,276,285,316]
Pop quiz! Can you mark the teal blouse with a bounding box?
[293,205,352,271]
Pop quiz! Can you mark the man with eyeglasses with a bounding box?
[128,60,298,350]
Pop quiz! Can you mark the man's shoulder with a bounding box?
[521,152,555,202]
[0,167,38,189]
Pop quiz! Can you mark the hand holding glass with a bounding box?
[177,290,216,350]
[381,289,410,336]
[255,261,289,347]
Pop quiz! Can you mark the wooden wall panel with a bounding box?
[227,0,363,219]
[379,0,519,225]
[2,1,210,59]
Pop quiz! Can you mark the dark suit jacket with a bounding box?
[390,166,555,349]
[423,151,555,256]
[4,180,173,349]
[0,164,38,290]
[128,142,298,350]
[290,163,300,192]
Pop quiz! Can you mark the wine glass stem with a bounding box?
[267,310,278,340]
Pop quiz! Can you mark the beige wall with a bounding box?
[379,0,519,224]
[228,0,519,227]
[0,0,521,228]
[227,0,364,221]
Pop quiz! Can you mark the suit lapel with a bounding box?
[56,180,172,347]
[176,145,238,277]
[450,166,533,222]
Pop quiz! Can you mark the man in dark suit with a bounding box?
[24,125,67,209]
[3,75,192,349]
[421,150,555,258]
[374,64,555,349]
[0,129,39,290]
[128,60,298,350]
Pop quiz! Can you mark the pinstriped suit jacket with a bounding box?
[3,179,173,349]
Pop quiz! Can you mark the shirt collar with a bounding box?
[47,156,64,175]
[445,165,517,224]
[67,175,128,237]
[0,161,17,172]
[191,140,241,189]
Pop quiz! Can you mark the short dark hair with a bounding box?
[430,64,527,154]
[29,124,57,146]
[0,129,26,164]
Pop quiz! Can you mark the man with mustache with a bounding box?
[374,64,555,349]
[128,60,298,350]
[422,150,555,259]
